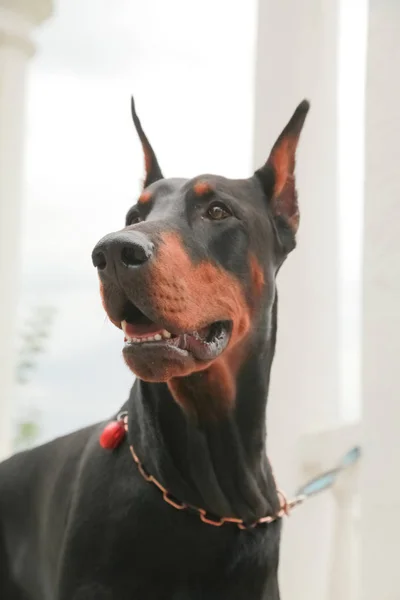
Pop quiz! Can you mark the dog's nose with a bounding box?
[91,231,154,273]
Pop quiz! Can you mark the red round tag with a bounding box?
[99,420,126,449]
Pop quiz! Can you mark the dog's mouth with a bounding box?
[121,300,232,361]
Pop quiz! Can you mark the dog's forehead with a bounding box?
[145,175,264,207]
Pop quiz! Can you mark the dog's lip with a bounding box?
[122,320,232,362]
[121,320,170,338]
[111,312,215,339]
[115,298,224,338]
[105,296,232,356]
[121,318,213,341]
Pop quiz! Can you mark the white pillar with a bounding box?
[253,1,340,598]
[299,425,361,600]
[0,1,52,458]
[328,470,359,600]
[361,2,400,598]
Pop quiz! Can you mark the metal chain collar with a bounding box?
[121,413,305,530]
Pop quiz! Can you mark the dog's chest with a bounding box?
[62,444,238,579]
[33,431,279,598]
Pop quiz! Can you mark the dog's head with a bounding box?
[92,98,309,392]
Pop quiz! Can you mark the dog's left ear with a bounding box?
[131,96,164,189]
[255,100,310,250]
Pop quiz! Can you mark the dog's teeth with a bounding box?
[125,332,171,344]
[121,320,128,334]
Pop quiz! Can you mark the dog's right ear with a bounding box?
[131,97,164,189]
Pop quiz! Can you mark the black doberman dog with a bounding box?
[0,98,309,599]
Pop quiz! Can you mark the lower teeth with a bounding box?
[127,334,169,344]
[124,323,223,346]
[123,327,172,344]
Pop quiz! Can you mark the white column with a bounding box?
[361,2,400,598]
[0,1,52,458]
[299,425,361,600]
[253,1,340,598]
[328,469,359,600]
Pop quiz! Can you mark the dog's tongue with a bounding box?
[122,320,163,338]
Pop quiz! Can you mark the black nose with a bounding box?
[91,231,154,273]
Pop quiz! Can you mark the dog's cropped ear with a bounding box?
[131,96,164,189]
[255,100,310,250]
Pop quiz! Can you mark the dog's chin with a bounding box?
[123,346,199,382]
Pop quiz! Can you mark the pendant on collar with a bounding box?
[99,412,128,450]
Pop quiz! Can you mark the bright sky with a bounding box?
[18,0,366,443]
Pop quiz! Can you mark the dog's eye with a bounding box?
[206,203,231,221]
[126,212,141,226]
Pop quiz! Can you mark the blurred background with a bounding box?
[0,0,397,599]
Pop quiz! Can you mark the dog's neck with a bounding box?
[127,301,279,523]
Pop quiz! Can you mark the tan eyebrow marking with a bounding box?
[193,181,214,197]
[138,191,152,204]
